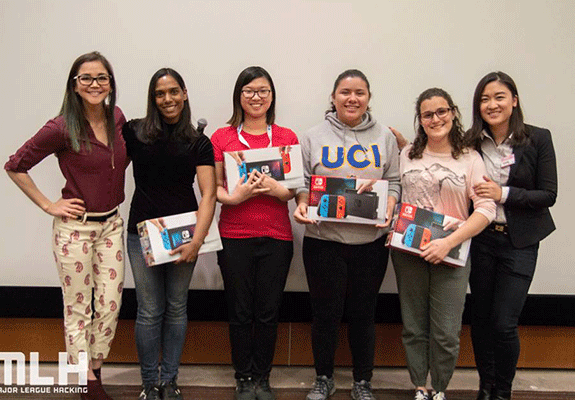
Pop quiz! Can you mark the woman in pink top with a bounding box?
[210,66,298,400]
[391,88,495,400]
[5,51,128,400]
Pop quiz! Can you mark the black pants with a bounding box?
[469,229,539,393]
[303,236,389,382]
[218,237,293,381]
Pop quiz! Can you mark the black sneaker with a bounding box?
[236,378,256,400]
[138,384,161,400]
[306,375,335,400]
[255,378,275,400]
[351,380,376,400]
[160,380,183,400]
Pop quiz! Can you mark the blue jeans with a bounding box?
[127,233,195,385]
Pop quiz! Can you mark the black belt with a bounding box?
[487,222,508,234]
[78,209,118,222]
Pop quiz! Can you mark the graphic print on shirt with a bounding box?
[402,163,466,210]
[321,144,381,170]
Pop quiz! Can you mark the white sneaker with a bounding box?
[414,389,430,400]
[432,392,446,400]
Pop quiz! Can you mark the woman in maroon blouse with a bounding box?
[5,51,129,400]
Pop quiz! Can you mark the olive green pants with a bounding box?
[392,250,470,392]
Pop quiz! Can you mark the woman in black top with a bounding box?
[466,71,557,400]
[123,68,216,400]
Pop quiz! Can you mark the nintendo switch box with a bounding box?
[386,203,470,267]
[224,145,304,192]
[308,175,389,225]
[137,211,223,267]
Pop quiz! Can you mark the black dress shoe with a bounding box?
[491,389,511,400]
[475,388,491,400]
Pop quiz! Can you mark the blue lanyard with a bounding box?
[236,124,272,149]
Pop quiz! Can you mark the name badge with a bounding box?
[501,154,515,168]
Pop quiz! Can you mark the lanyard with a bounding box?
[236,124,273,149]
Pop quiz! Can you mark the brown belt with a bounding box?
[487,222,508,234]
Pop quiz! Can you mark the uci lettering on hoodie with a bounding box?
[321,143,381,170]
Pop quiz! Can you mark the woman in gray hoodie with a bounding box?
[294,69,401,400]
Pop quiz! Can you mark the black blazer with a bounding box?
[498,124,557,248]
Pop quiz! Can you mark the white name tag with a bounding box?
[501,154,515,168]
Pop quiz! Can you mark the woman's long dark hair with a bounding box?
[59,51,116,152]
[227,66,276,127]
[466,71,528,151]
[409,88,466,160]
[139,68,197,143]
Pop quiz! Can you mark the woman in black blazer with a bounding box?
[465,71,558,400]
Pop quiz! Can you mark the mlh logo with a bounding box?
[400,203,416,220]
[0,352,88,385]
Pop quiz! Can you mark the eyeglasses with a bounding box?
[419,107,452,122]
[74,74,112,86]
[241,89,271,99]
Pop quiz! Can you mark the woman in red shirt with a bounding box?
[211,66,298,400]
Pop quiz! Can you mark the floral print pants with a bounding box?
[52,213,125,364]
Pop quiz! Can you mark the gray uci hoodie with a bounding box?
[297,111,401,244]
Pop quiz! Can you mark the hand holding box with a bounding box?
[137,211,223,267]
[308,175,389,225]
[386,203,469,267]
[224,145,304,192]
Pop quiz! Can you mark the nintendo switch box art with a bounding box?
[223,145,304,192]
[385,203,470,267]
[308,175,389,225]
[137,211,223,267]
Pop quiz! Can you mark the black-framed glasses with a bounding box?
[419,107,452,121]
[241,89,271,99]
[74,74,112,86]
